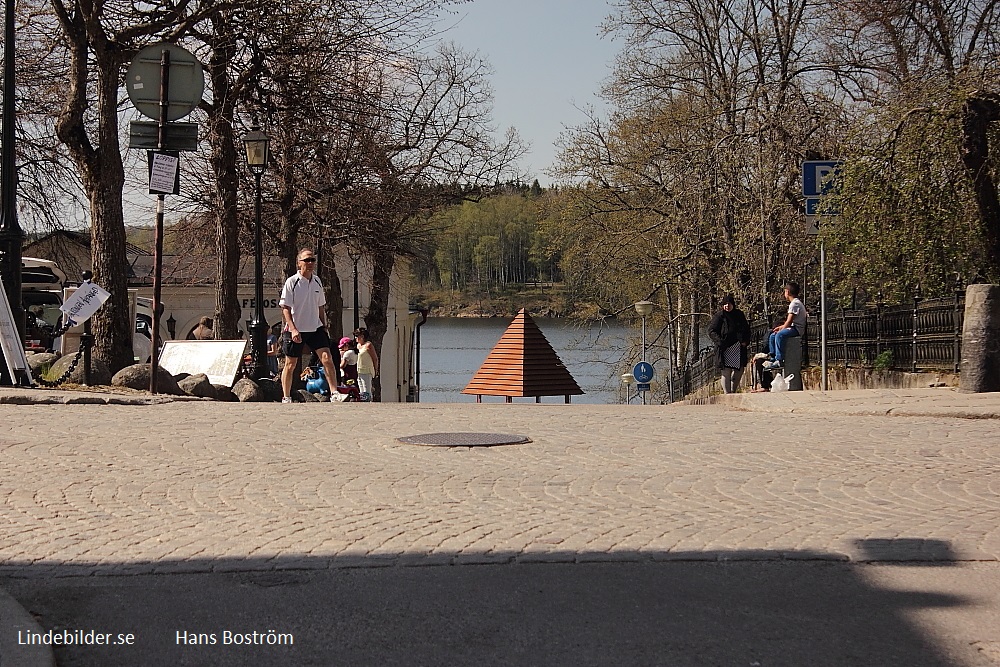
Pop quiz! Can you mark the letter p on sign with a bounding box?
[802,160,843,196]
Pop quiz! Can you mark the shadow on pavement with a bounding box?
[2,546,971,667]
[854,538,958,563]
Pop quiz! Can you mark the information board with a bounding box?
[0,274,33,386]
[157,340,248,386]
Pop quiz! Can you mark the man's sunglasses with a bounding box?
[300,257,316,263]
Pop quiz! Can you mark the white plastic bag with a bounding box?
[771,373,790,392]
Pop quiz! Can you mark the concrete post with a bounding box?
[959,284,1000,393]
[779,337,804,391]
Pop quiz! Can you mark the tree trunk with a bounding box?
[204,13,242,339]
[55,31,132,372]
[364,248,393,402]
[282,232,299,277]
[961,92,1000,279]
[688,290,700,363]
[88,171,132,373]
[320,250,344,343]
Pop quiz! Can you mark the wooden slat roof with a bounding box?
[463,309,584,398]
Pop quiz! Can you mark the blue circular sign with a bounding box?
[633,362,654,383]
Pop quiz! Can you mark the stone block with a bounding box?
[777,336,803,391]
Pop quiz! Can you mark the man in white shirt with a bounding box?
[278,248,340,402]
[764,281,807,370]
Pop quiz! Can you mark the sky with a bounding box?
[440,0,621,185]
[120,1,621,224]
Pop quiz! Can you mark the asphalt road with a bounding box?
[6,560,1000,666]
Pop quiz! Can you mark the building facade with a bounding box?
[24,231,420,401]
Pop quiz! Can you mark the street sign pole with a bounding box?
[149,48,170,394]
[128,42,204,394]
[803,161,843,393]
[641,314,646,405]
[821,240,827,391]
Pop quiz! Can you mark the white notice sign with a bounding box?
[59,280,111,324]
[149,152,179,193]
[158,340,248,386]
[0,274,33,385]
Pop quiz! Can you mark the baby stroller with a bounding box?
[331,377,362,402]
[751,353,773,392]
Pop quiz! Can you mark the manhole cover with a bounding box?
[397,432,531,447]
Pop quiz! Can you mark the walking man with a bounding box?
[278,248,340,403]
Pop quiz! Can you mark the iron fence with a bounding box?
[799,293,965,372]
[667,290,965,402]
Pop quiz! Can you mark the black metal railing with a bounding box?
[669,289,966,402]
[799,294,964,373]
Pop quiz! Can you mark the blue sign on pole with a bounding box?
[802,161,843,196]
[633,362,654,383]
[806,197,840,217]
[636,382,651,392]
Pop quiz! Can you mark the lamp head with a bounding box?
[633,301,654,317]
[242,127,269,174]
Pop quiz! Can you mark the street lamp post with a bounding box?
[620,372,635,404]
[634,301,654,404]
[0,0,25,379]
[242,127,269,381]
[347,242,360,331]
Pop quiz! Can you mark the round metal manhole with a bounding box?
[397,432,531,447]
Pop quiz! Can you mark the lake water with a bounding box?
[417,317,632,404]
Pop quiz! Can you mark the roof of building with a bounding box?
[24,229,286,287]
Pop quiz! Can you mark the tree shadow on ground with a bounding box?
[2,540,971,667]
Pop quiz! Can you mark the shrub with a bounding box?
[873,350,893,371]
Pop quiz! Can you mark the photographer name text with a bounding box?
[176,629,294,646]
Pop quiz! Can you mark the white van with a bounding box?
[21,257,162,360]
[22,257,67,352]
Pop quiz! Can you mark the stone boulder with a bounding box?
[232,378,265,402]
[256,378,284,403]
[27,352,60,376]
[177,373,216,399]
[296,389,321,402]
[111,363,184,395]
[212,384,237,402]
[47,353,113,386]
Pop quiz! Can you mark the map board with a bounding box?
[157,340,248,386]
[0,274,33,386]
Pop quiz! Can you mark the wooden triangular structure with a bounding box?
[463,309,584,403]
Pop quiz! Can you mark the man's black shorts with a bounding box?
[282,326,332,358]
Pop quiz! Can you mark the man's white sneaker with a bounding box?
[281,397,293,404]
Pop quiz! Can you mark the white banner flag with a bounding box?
[59,280,111,324]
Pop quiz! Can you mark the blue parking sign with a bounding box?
[802,161,843,197]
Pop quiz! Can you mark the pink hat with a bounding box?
[338,336,352,348]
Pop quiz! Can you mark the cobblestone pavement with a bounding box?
[1,401,998,577]
[686,387,1000,419]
